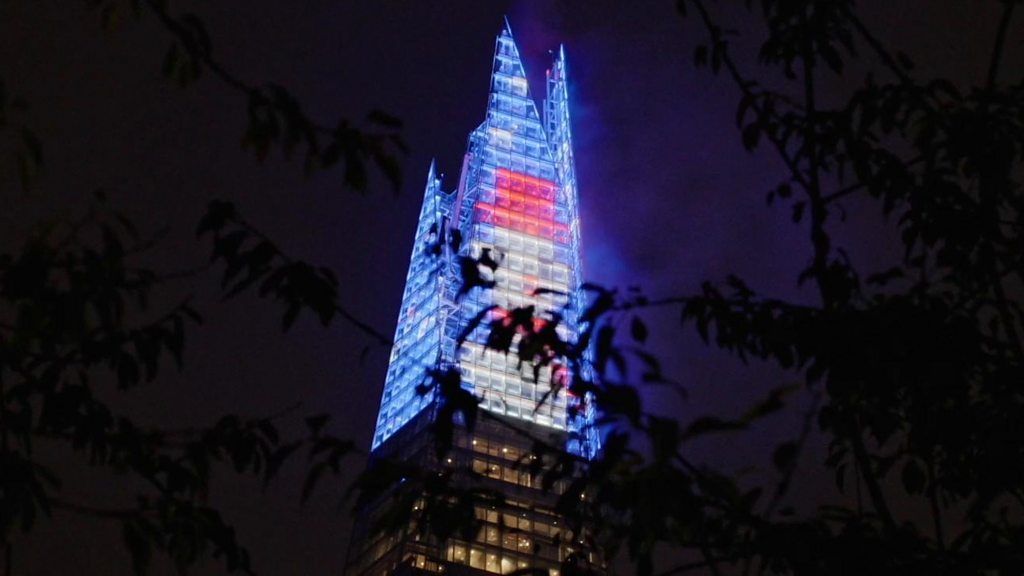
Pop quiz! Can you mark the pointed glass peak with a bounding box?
[422,158,441,194]
[416,159,441,221]
[550,43,568,83]
[486,20,551,156]
[493,24,528,84]
[502,14,514,38]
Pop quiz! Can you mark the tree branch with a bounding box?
[50,498,140,520]
[138,0,405,191]
[232,216,393,346]
[141,0,321,131]
[799,8,831,303]
[822,156,925,204]
[763,388,822,519]
[843,9,915,87]
[926,456,946,550]
[689,0,813,194]
[986,1,1017,90]
[848,418,896,528]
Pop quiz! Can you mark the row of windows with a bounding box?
[446,544,534,575]
[491,193,558,220]
[475,205,570,245]
[466,436,528,461]
[475,144,555,181]
[373,398,431,446]
[356,493,572,574]
[400,268,436,300]
[489,292,568,320]
[447,534,579,573]
[375,331,437,445]
[509,252,564,278]
[472,508,570,547]
[468,244,571,291]
[478,394,564,427]
[446,508,587,573]
[477,168,562,205]
[477,119,552,161]
[473,457,537,489]
[387,330,435,381]
[486,102,551,144]
[403,554,443,574]
[495,36,519,58]
[489,94,541,133]
[494,168,558,197]
[494,278,569,307]
[486,108,548,147]
[458,343,563,385]
[475,226,571,263]
[466,354,563,393]
[466,361,552,388]
[494,48,525,76]
[492,70,530,98]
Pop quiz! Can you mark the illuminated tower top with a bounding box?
[371,21,598,459]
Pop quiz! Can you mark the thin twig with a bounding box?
[822,156,924,204]
[809,6,897,530]
[799,7,831,302]
[50,498,139,519]
[613,295,691,311]
[986,1,1017,90]
[848,418,896,528]
[763,388,823,519]
[926,456,946,550]
[843,9,915,87]
[233,216,393,346]
[690,0,813,195]
[141,0,329,137]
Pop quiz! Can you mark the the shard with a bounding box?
[347,22,602,576]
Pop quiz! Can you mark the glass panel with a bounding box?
[470,547,485,569]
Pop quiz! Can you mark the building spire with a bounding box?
[425,157,437,183]
[490,17,547,136]
[351,22,601,574]
[493,18,528,83]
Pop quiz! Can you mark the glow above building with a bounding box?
[371,21,598,459]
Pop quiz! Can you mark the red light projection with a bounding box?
[474,168,569,243]
[553,363,572,394]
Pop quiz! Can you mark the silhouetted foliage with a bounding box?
[0,2,402,573]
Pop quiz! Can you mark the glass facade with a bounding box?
[351,23,605,576]
[372,23,598,458]
[348,411,603,576]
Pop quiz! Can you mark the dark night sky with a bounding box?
[1,1,1021,574]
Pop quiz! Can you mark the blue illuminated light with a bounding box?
[371,23,599,459]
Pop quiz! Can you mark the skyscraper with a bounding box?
[347,21,600,576]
